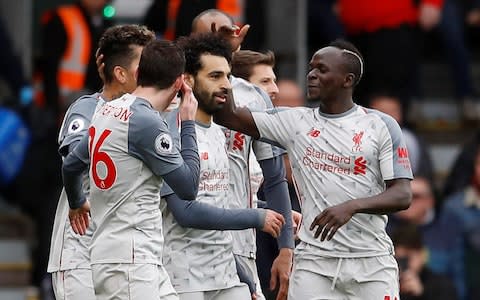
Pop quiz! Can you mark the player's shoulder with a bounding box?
[68,92,100,110]
[359,106,399,126]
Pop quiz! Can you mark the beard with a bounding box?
[194,85,227,115]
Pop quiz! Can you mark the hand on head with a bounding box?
[211,22,250,52]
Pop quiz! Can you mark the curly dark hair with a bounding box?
[97,24,155,83]
[176,33,232,76]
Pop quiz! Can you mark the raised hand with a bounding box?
[178,77,198,121]
[211,22,250,52]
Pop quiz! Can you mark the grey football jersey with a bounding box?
[252,105,413,257]
[48,93,102,272]
[84,94,185,265]
[224,77,284,258]
[161,121,240,292]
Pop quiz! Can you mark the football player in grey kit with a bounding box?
[192,10,295,300]
[62,40,200,300]
[160,33,286,300]
[47,24,155,300]
[214,39,413,300]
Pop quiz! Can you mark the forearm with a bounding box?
[165,193,264,230]
[349,178,411,215]
[260,157,295,249]
[212,89,260,138]
[62,154,88,209]
[164,120,200,200]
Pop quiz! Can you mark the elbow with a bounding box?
[175,186,198,201]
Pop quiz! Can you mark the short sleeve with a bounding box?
[128,103,183,176]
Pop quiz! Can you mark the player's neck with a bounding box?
[318,93,355,114]
[101,84,126,101]
[196,109,212,125]
[133,86,175,112]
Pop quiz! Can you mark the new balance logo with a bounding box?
[201,152,209,160]
[384,296,398,300]
[397,147,409,158]
[308,128,321,138]
[353,156,366,175]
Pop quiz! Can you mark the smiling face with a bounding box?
[189,54,232,115]
[307,46,352,103]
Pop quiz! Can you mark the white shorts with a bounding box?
[234,255,265,300]
[178,284,250,300]
[92,263,178,300]
[288,244,399,300]
[52,269,95,300]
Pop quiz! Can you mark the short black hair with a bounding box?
[177,33,232,76]
[137,40,185,90]
[97,25,155,84]
[191,9,234,33]
[329,39,364,86]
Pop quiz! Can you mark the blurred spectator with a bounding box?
[337,0,443,111]
[430,145,480,300]
[0,16,31,191]
[443,131,480,198]
[387,176,446,263]
[392,225,458,300]
[33,0,111,133]
[427,0,478,120]
[0,17,32,108]
[369,93,434,181]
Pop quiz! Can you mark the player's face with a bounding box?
[192,54,232,115]
[249,64,279,101]
[307,47,348,103]
[122,45,143,94]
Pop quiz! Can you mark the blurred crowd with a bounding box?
[0,1,480,300]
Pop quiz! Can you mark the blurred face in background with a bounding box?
[275,79,304,107]
[369,95,403,125]
[248,64,279,101]
[395,178,434,225]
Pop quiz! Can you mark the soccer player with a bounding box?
[62,39,201,300]
[47,24,155,300]
[160,32,286,300]
[213,39,413,300]
[231,50,304,300]
[192,10,295,300]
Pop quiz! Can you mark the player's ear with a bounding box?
[184,73,194,88]
[344,73,355,88]
[113,66,127,84]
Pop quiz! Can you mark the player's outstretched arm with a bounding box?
[164,192,284,238]
[310,178,412,241]
[213,88,260,139]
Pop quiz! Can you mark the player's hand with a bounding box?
[251,292,257,300]
[310,202,355,241]
[399,269,424,296]
[418,3,441,31]
[95,49,106,83]
[270,248,292,300]
[211,22,250,52]
[292,210,302,239]
[69,200,91,235]
[261,209,285,238]
[178,77,198,121]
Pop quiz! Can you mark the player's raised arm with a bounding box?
[213,88,261,139]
